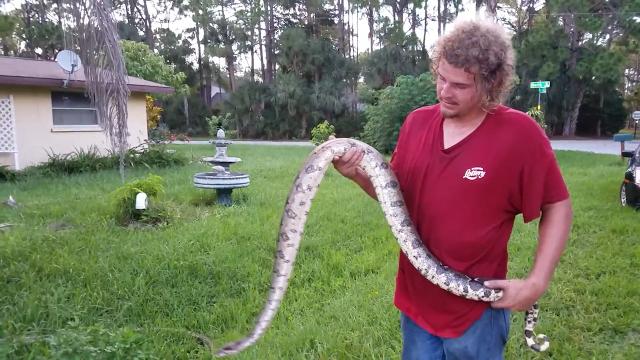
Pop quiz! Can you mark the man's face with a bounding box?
[436,59,484,119]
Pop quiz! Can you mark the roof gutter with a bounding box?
[0,75,174,94]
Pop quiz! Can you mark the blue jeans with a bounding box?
[401,307,510,360]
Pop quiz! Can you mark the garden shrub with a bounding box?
[110,174,174,226]
[120,144,188,169]
[361,73,437,153]
[0,165,20,182]
[35,146,114,176]
[148,124,171,144]
[24,144,187,178]
[310,120,336,145]
[146,95,163,129]
[527,107,547,130]
[207,113,235,138]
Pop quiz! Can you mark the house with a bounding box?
[0,56,173,170]
[210,82,230,108]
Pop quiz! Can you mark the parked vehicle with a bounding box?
[620,143,640,209]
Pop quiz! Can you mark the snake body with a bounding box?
[215,138,549,356]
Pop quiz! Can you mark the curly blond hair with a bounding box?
[431,18,515,110]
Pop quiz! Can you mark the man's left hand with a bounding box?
[483,278,547,311]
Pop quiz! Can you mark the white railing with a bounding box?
[0,96,19,169]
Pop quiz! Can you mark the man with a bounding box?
[333,18,572,359]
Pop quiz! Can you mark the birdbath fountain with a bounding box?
[193,128,250,206]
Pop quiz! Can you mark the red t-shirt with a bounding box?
[390,104,569,338]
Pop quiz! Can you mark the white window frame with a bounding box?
[51,91,102,132]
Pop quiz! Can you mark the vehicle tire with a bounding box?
[620,182,628,207]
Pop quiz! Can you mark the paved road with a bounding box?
[174,139,640,155]
[174,140,314,147]
[549,139,639,155]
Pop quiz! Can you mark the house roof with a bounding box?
[0,56,174,94]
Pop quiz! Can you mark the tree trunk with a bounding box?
[263,0,274,84]
[142,0,154,49]
[562,82,585,136]
[250,12,256,82]
[55,0,63,28]
[194,15,205,103]
[23,3,36,58]
[300,113,308,139]
[258,20,265,81]
[220,4,236,92]
[338,0,345,55]
[344,6,350,58]
[596,91,604,136]
[352,0,358,61]
[411,6,417,66]
[123,0,131,25]
[269,0,276,80]
[437,0,442,36]
[38,0,46,24]
[368,2,374,53]
[442,0,448,33]
[560,13,584,136]
[184,95,190,128]
[204,60,212,108]
[203,7,213,107]
[486,0,497,18]
[227,54,236,91]
[526,0,535,29]
[127,0,137,30]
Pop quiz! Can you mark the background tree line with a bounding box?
[0,0,639,150]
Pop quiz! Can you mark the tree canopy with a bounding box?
[0,0,638,143]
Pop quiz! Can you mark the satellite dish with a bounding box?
[55,50,82,74]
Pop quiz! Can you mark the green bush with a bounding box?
[526,107,546,130]
[0,165,20,182]
[361,73,437,153]
[310,120,336,145]
[2,144,187,181]
[207,113,234,138]
[34,146,115,176]
[110,174,173,226]
[120,144,188,169]
[27,145,187,177]
[148,125,171,144]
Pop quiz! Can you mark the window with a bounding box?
[51,91,99,127]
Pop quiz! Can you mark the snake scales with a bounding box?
[215,138,549,356]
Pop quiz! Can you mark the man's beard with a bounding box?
[440,105,460,119]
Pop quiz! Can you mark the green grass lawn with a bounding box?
[1,144,639,359]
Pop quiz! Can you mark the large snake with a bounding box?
[215,138,549,356]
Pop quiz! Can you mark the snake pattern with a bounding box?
[215,138,549,356]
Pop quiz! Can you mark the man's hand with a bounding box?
[332,148,364,180]
[332,148,377,200]
[483,278,547,311]
[485,199,572,312]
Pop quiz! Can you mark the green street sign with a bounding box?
[530,81,551,89]
[539,87,547,94]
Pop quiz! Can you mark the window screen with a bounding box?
[51,92,98,126]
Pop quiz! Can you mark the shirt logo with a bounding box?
[463,167,486,180]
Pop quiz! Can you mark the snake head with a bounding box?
[215,340,245,357]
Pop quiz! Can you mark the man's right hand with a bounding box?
[332,148,364,180]
[332,147,378,200]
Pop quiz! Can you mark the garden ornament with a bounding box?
[3,195,17,208]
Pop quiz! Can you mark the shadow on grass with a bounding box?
[190,190,251,208]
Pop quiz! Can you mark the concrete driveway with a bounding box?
[550,139,639,155]
[173,140,313,147]
[174,139,640,155]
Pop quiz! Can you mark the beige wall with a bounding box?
[0,86,148,170]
